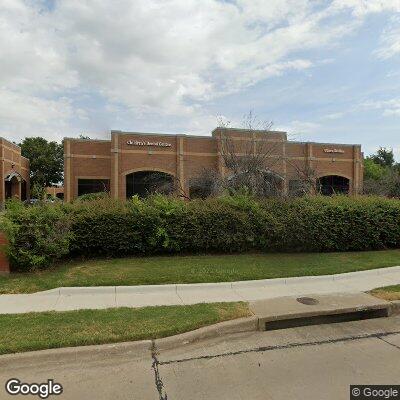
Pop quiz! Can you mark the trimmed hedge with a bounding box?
[1,202,72,271]
[2,195,400,271]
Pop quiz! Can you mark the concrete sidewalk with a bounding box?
[1,266,400,314]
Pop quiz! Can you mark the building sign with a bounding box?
[323,148,345,154]
[126,140,172,147]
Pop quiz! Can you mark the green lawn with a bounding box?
[0,302,249,355]
[1,250,400,294]
[370,285,400,301]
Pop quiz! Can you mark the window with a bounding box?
[317,175,350,195]
[126,171,173,198]
[78,179,110,196]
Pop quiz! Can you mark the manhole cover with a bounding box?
[296,297,319,305]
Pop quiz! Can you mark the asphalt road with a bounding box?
[1,316,400,400]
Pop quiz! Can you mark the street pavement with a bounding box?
[1,266,400,314]
[1,316,399,399]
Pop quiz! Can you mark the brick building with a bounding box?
[63,128,363,201]
[0,138,30,204]
[45,185,64,200]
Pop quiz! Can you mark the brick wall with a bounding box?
[65,129,363,201]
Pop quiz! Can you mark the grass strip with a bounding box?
[1,250,400,294]
[0,302,250,355]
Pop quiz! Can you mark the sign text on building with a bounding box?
[126,140,172,147]
[323,148,345,154]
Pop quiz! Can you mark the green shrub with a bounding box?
[2,195,400,270]
[76,192,109,202]
[262,196,400,252]
[1,204,72,271]
[70,203,155,256]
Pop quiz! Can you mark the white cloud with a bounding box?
[361,98,400,116]
[331,0,400,17]
[280,120,322,141]
[0,0,399,140]
[375,16,400,59]
[322,112,346,120]
[0,90,75,142]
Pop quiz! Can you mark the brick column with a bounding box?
[353,145,361,195]
[111,133,119,199]
[0,232,10,274]
[216,132,226,178]
[306,143,316,195]
[176,136,187,198]
[64,140,72,202]
[282,142,288,196]
[306,143,313,169]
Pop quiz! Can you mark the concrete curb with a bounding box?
[154,316,258,351]
[390,300,400,315]
[0,296,397,363]
[0,316,258,363]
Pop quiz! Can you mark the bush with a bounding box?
[76,192,110,202]
[263,196,400,252]
[1,204,72,271]
[2,195,400,270]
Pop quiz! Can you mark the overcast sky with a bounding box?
[1,0,399,158]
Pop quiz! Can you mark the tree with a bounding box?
[217,112,283,197]
[286,158,318,197]
[189,168,222,199]
[20,137,63,189]
[363,148,400,198]
[191,111,319,198]
[369,147,395,168]
[364,158,386,181]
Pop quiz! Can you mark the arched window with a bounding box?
[126,171,174,198]
[317,175,350,195]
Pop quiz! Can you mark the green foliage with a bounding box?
[4,198,25,213]
[2,195,400,270]
[76,192,110,202]
[2,204,72,271]
[368,147,395,168]
[19,137,63,189]
[31,182,46,200]
[364,158,386,181]
[364,149,400,198]
[0,303,249,354]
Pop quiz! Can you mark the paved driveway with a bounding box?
[1,316,400,399]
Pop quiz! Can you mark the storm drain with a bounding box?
[263,307,390,331]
